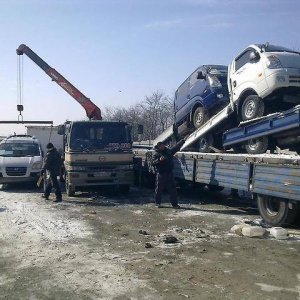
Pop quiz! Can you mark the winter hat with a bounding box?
[46,142,54,149]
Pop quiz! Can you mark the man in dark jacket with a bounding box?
[151,138,186,208]
[41,143,63,202]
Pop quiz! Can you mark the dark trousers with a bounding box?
[154,172,178,206]
[45,174,62,200]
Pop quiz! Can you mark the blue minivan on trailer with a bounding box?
[174,65,229,136]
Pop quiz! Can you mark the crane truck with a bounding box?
[17,44,141,196]
[133,43,300,227]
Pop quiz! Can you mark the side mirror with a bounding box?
[197,71,206,80]
[57,124,65,135]
[137,124,144,135]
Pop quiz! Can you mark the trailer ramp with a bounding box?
[152,124,174,146]
[180,104,233,151]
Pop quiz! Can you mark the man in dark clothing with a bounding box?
[41,143,63,203]
[151,138,186,208]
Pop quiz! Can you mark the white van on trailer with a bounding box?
[228,42,300,121]
[0,134,43,184]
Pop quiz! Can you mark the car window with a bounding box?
[190,68,204,86]
[0,142,40,157]
[235,49,254,71]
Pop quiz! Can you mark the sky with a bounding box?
[0,0,300,136]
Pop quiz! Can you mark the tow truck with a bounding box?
[134,43,300,227]
[17,44,142,196]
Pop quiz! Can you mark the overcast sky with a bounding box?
[0,0,300,136]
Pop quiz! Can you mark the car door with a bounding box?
[174,77,190,124]
[230,47,268,102]
[189,67,206,103]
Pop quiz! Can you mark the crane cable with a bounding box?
[17,55,24,121]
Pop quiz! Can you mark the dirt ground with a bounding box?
[0,182,300,300]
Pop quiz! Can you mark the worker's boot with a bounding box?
[41,194,49,200]
[53,198,62,203]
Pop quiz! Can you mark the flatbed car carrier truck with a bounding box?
[133,148,300,227]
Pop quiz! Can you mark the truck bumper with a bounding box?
[263,68,300,98]
[0,172,40,184]
[67,170,134,188]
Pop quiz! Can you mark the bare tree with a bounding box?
[102,90,174,141]
[139,91,173,140]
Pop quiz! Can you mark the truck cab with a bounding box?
[0,134,43,185]
[59,120,135,196]
[229,43,300,121]
[174,64,229,137]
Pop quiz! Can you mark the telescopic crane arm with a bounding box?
[16,44,102,120]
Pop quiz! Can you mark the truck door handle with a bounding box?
[233,81,237,87]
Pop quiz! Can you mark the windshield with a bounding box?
[0,143,41,157]
[256,44,300,54]
[69,122,132,150]
[205,65,228,75]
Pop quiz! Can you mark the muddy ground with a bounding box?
[0,182,300,300]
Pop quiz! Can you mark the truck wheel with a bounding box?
[241,95,264,121]
[193,107,208,129]
[197,134,214,153]
[245,136,268,154]
[257,195,298,226]
[65,174,75,197]
[207,184,224,192]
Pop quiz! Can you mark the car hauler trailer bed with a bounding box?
[133,148,300,227]
[222,105,300,154]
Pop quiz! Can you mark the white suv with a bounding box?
[0,135,43,184]
[228,43,300,121]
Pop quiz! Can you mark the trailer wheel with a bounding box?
[65,174,75,197]
[257,195,298,226]
[193,107,208,129]
[245,136,268,154]
[197,133,214,153]
[207,184,224,192]
[241,95,264,121]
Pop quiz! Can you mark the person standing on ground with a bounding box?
[41,142,63,203]
[151,136,187,208]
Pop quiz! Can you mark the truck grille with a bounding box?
[6,167,27,176]
[289,75,300,83]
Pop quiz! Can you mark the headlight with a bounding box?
[32,161,42,170]
[266,55,282,69]
[208,75,222,88]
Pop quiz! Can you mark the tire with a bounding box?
[119,184,130,194]
[192,107,208,129]
[245,136,268,154]
[207,184,224,192]
[65,173,75,197]
[257,195,298,226]
[197,133,214,153]
[241,95,264,121]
